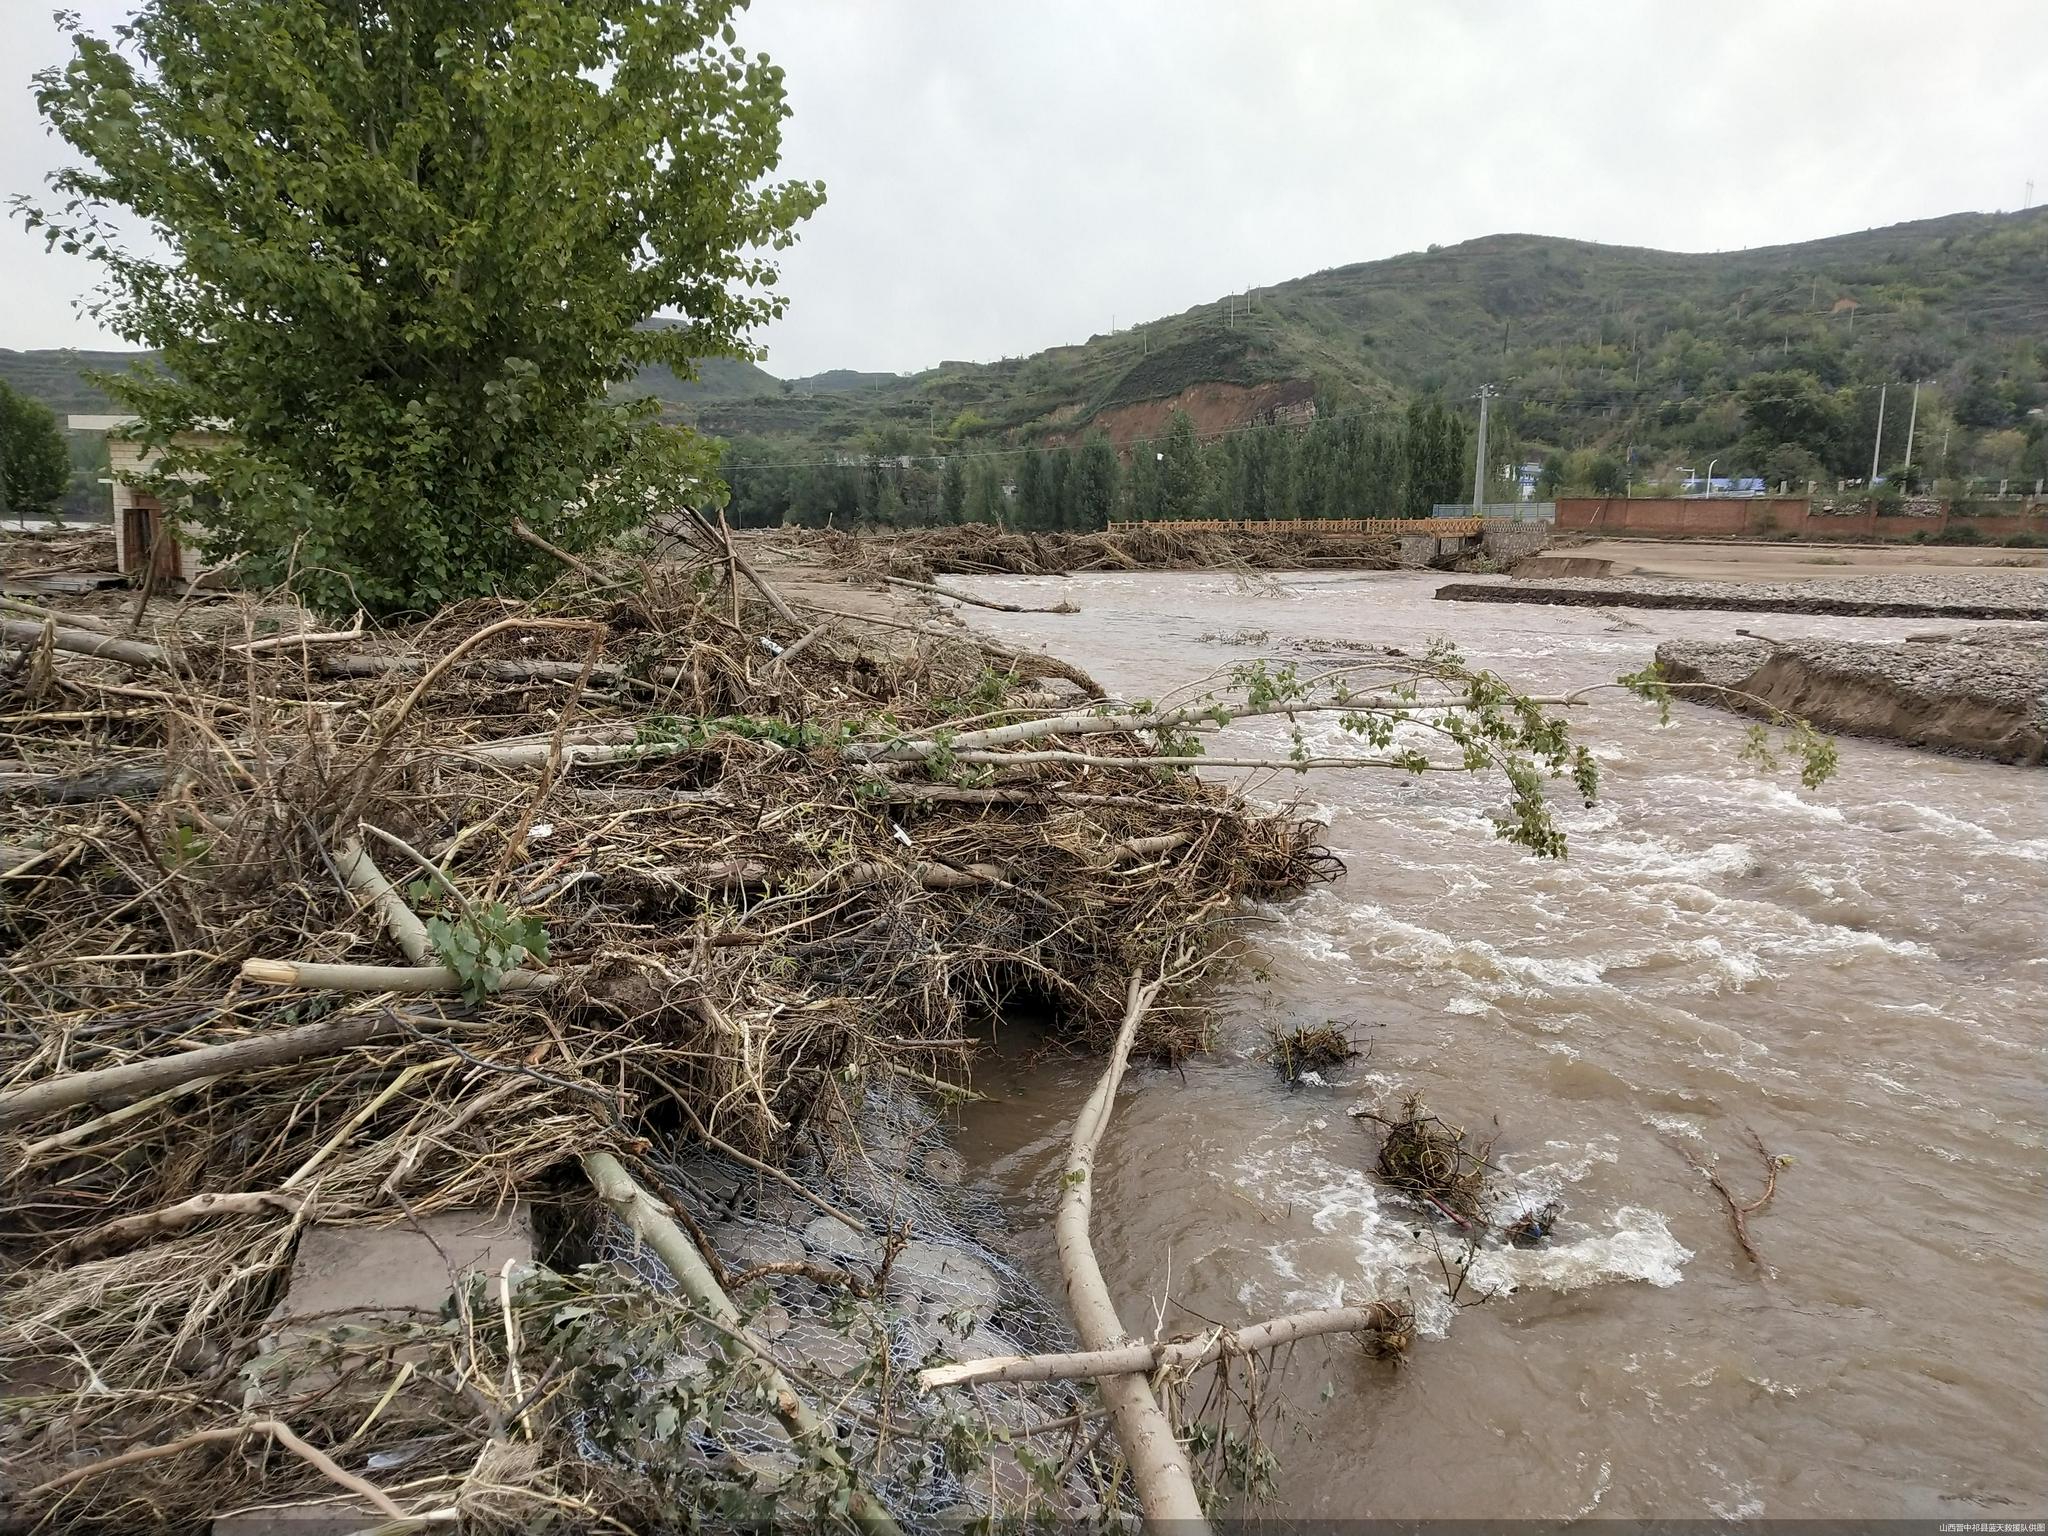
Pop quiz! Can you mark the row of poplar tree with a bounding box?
[720,399,1474,531]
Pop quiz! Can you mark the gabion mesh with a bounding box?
[589,1084,1123,1528]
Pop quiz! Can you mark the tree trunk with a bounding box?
[0,1012,409,1128]
[1053,973,1210,1530]
[919,1302,1404,1389]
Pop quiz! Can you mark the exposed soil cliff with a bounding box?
[1654,632,2047,765]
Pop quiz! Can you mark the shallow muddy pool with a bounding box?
[941,570,2045,1521]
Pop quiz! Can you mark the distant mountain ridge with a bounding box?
[9,208,2044,477]
[0,345,896,417]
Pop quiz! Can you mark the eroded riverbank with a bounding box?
[1656,629,2047,764]
[941,568,2047,1522]
[1437,567,2048,620]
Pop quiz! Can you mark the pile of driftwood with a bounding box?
[1,514,1616,1530]
[784,522,1400,580]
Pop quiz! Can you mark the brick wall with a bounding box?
[1556,497,1796,535]
[1555,497,2045,543]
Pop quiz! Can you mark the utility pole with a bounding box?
[1869,382,1887,485]
[1471,386,1494,510]
[1901,381,1921,485]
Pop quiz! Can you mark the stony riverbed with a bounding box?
[1437,567,2048,620]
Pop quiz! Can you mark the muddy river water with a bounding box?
[941,570,2044,1522]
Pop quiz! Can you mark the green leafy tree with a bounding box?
[1124,441,1162,522]
[2020,422,2048,486]
[788,464,857,529]
[1293,419,1335,519]
[939,455,967,525]
[1068,432,1119,529]
[869,472,906,528]
[1757,441,1823,490]
[1358,422,1405,518]
[1737,370,1851,476]
[1402,398,1470,517]
[0,381,70,515]
[1200,436,1238,520]
[1044,446,1073,530]
[1014,449,1050,530]
[965,461,1005,525]
[1159,410,1206,521]
[20,0,822,615]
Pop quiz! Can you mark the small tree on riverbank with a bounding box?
[20,0,821,615]
[0,382,69,517]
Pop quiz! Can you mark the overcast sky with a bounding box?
[4,1,2043,377]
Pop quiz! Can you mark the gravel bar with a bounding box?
[1436,570,2048,621]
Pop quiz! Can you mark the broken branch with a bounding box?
[919,1302,1407,1389]
[0,1011,414,1129]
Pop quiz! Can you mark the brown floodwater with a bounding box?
[942,570,2045,1522]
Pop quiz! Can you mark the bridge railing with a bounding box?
[1103,516,1482,536]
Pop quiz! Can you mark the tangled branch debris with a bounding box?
[1267,1022,1360,1084]
[1,515,1618,1528]
[0,524,1350,1529]
[783,522,1399,580]
[1360,1094,1499,1230]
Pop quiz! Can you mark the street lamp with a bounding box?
[1702,457,1719,497]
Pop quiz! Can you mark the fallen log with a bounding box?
[877,574,1078,615]
[48,1188,307,1266]
[686,508,805,631]
[648,833,1189,896]
[334,837,433,965]
[1054,972,1209,1530]
[0,617,171,671]
[317,653,639,688]
[847,688,1580,765]
[784,601,1108,699]
[5,763,175,804]
[919,1302,1406,1389]
[864,783,1230,814]
[230,613,365,655]
[0,1011,412,1129]
[580,1152,904,1536]
[239,957,558,994]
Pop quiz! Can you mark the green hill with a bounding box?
[0,340,782,418]
[630,353,781,403]
[0,348,157,417]
[690,209,2047,470]
[9,208,2044,493]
